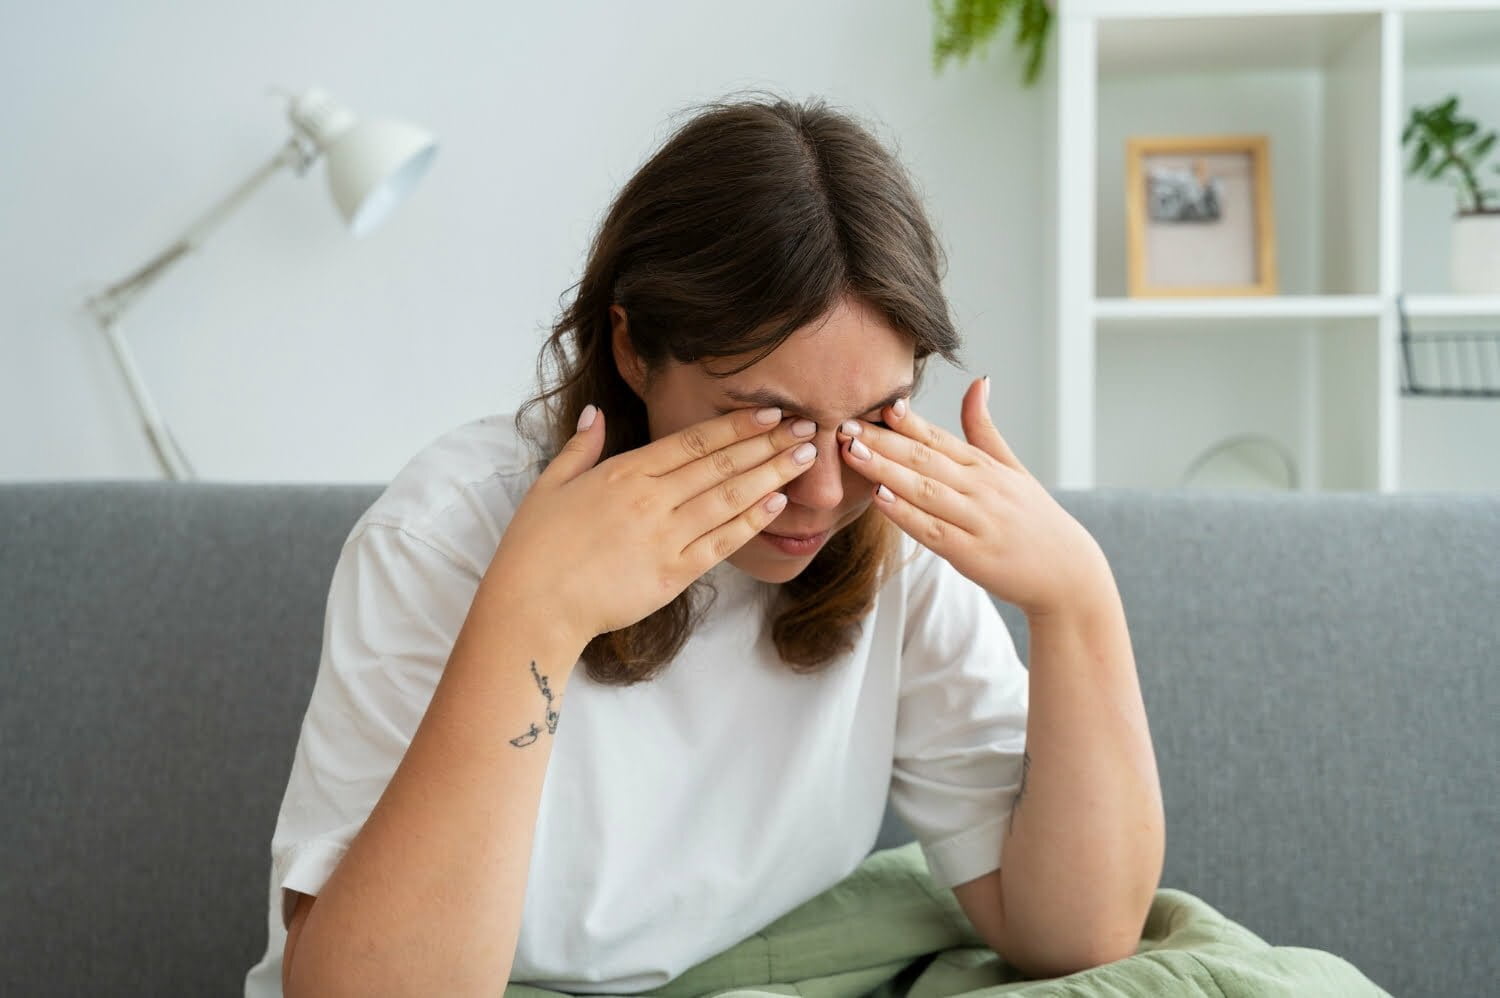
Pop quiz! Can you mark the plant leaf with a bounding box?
[935,0,1005,64]
[1410,139,1433,175]
[931,0,1050,86]
[1470,131,1497,165]
[1018,0,1051,84]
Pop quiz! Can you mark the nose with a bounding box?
[783,428,845,511]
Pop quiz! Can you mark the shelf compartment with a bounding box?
[1097,12,1377,75]
[1399,297,1500,398]
[1400,11,1500,295]
[1402,295,1500,320]
[1092,317,1385,490]
[1092,11,1385,298]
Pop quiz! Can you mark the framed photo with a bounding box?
[1126,135,1278,297]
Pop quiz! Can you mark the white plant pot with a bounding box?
[1450,212,1500,294]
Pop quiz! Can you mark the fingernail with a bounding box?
[756,407,782,425]
[876,484,895,503]
[840,420,861,437]
[792,442,817,464]
[849,438,872,461]
[982,376,991,405]
[765,493,788,514]
[791,418,816,438]
[892,398,908,419]
[577,404,598,432]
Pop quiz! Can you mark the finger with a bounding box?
[840,434,982,533]
[681,490,789,574]
[537,403,607,488]
[839,415,971,496]
[869,480,966,554]
[865,394,978,468]
[663,416,818,507]
[673,435,819,544]
[637,406,784,476]
[960,376,1025,472]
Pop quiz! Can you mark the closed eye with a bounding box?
[716,406,891,431]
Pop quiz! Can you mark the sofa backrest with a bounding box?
[2,483,1496,998]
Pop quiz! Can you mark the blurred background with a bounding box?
[3,0,1497,490]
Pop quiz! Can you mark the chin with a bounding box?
[729,507,867,583]
[726,548,817,584]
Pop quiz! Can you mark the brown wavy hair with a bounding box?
[518,91,961,685]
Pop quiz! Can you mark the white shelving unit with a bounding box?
[1053,0,1500,492]
[1404,294,1500,317]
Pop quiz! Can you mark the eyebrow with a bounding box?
[721,382,914,423]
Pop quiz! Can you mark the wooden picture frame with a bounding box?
[1126,135,1278,297]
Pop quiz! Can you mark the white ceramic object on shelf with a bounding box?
[1451,213,1500,294]
[1180,435,1299,490]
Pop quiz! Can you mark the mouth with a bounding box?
[764,529,828,541]
[757,527,832,556]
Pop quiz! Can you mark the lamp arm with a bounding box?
[99,320,196,480]
[84,134,316,327]
[82,133,318,480]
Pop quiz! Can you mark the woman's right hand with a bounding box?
[483,405,818,649]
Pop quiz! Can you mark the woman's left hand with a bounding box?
[838,377,1114,619]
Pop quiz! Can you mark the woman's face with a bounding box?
[615,295,917,584]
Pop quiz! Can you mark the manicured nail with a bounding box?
[756,407,782,425]
[982,375,991,405]
[892,398,908,419]
[849,438,872,461]
[791,418,816,437]
[577,404,598,432]
[840,420,861,437]
[765,492,788,514]
[792,442,817,464]
[875,484,895,503]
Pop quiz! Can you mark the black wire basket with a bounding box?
[1398,295,1500,398]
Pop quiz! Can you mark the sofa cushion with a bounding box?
[1,483,1496,998]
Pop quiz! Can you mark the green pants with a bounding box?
[507,843,1388,998]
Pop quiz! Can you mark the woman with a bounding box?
[244,93,1164,998]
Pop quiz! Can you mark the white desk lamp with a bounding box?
[83,87,438,479]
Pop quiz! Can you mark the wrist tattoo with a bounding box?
[508,661,560,748]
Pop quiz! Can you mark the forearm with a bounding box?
[999,581,1165,974]
[286,570,585,998]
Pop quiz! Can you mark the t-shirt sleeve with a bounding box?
[268,520,483,928]
[890,539,1030,890]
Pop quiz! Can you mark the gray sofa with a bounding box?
[2,482,1497,997]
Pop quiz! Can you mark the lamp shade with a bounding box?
[287,87,438,236]
[326,119,438,235]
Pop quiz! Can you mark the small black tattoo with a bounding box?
[509,661,559,748]
[532,661,560,734]
[1008,750,1033,832]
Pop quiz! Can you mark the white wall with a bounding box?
[0,0,1050,484]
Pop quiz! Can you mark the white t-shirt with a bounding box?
[243,411,1030,998]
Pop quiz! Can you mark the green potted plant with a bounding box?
[1403,96,1500,294]
[931,0,1054,86]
